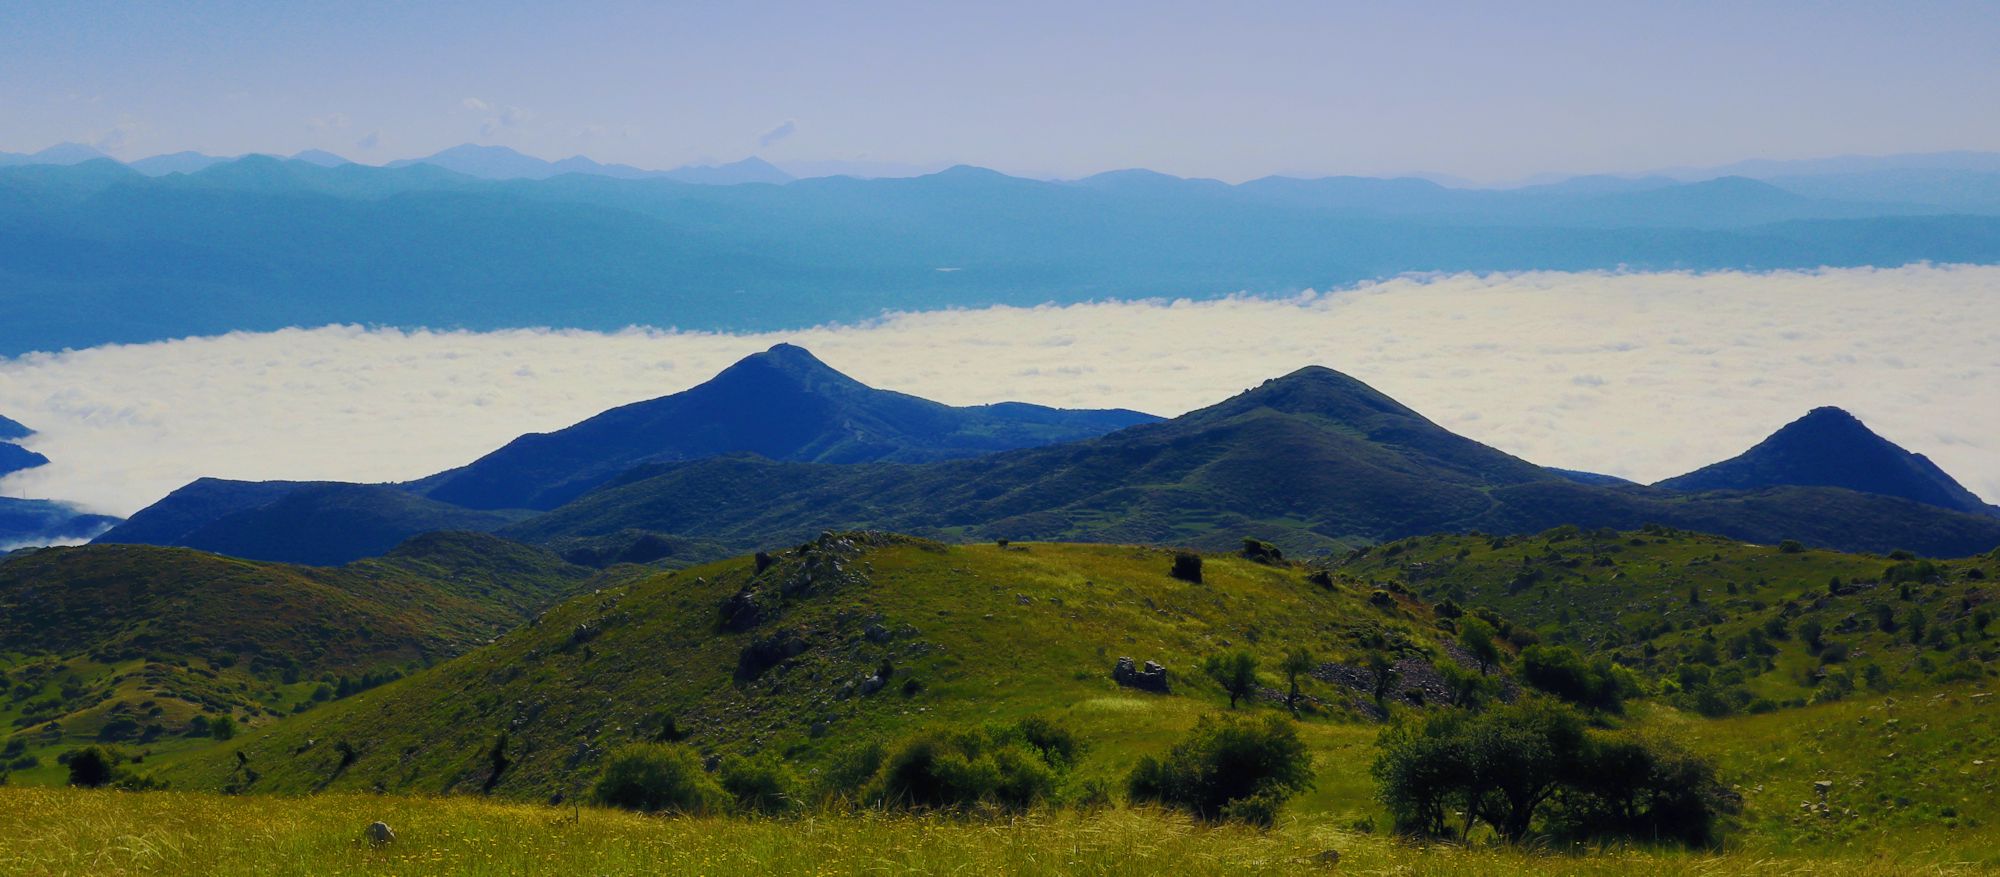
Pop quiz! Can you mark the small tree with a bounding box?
[1205,651,1260,709]
[209,715,237,741]
[1906,606,1927,644]
[1459,617,1501,674]
[1279,648,1315,714]
[1367,652,1400,707]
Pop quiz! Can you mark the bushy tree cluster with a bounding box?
[1127,714,1314,826]
[1373,699,1733,846]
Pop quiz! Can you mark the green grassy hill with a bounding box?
[17,530,2000,866]
[97,532,2000,864]
[0,532,598,785]
[156,535,1451,804]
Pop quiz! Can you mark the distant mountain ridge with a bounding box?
[498,365,2000,559]
[416,343,1161,510]
[103,351,2000,564]
[5,152,2000,353]
[382,144,794,183]
[99,347,1159,562]
[1656,407,2000,517]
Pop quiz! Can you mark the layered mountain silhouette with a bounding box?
[99,347,1156,562]
[0,413,43,478]
[1656,407,1999,517]
[0,414,123,548]
[501,366,2000,558]
[96,481,523,566]
[102,350,2000,565]
[415,344,1160,511]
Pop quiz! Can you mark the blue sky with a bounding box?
[3,0,1997,181]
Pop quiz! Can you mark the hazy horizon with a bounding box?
[6,1,1997,183]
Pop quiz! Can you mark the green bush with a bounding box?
[865,719,1072,812]
[1519,645,1627,712]
[1126,714,1314,826]
[719,753,802,815]
[66,745,115,788]
[592,743,727,815]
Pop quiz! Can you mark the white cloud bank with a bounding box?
[2,265,1997,517]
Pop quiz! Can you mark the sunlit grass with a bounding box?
[0,786,1990,877]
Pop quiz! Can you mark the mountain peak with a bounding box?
[703,344,866,395]
[1657,408,1996,516]
[1221,365,1420,420]
[0,413,31,440]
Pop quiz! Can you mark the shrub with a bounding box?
[210,715,237,740]
[817,740,886,801]
[1779,540,1804,554]
[1519,645,1626,712]
[1240,538,1284,565]
[1126,713,1313,826]
[865,719,1071,812]
[66,745,115,788]
[592,743,727,815]
[719,753,802,815]
[1170,552,1203,584]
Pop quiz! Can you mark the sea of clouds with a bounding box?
[2,264,1996,517]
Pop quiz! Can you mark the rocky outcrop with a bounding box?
[1113,656,1171,693]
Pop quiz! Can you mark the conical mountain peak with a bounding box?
[1657,407,1996,516]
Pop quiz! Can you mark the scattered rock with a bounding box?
[1113,656,1170,693]
[364,821,395,846]
[1311,848,1340,867]
[1015,593,1033,605]
[858,674,887,696]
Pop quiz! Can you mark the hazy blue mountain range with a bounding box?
[0,414,120,548]
[1656,407,2000,518]
[101,348,2000,566]
[0,499,121,549]
[0,413,42,479]
[4,153,2000,353]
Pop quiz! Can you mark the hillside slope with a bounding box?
[159,535,1459,799]
[0,532,596,778]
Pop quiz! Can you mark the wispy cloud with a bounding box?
[2,265,1995,516]
[759,120,796,148]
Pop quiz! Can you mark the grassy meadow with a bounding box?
[1,785,1990,877]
